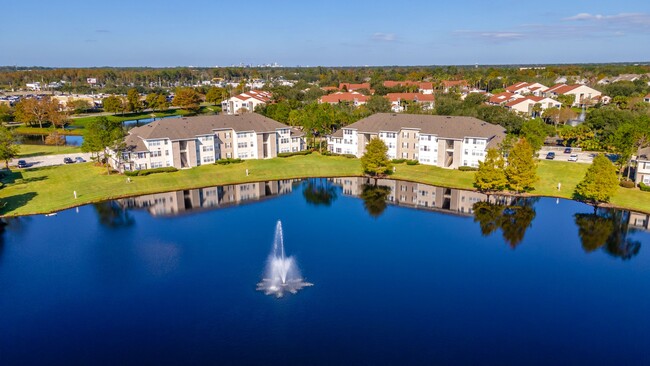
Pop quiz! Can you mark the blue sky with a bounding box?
[3,0,650,67]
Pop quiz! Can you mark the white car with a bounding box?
[568,154,579,162]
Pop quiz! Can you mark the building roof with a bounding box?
[442,80,468,88]
[385,93,435,102]
[339,82,371,91]
[488,91,517,104]
[638,146,650,160]
[330,113,505,148]
[545,84,581,94]
[232,90,272,102]
[505,82,529,92]
[645,93,650,99]
[320,92,369,103]
[125,113,294,151]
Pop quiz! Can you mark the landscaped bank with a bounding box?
[0,154,648,216]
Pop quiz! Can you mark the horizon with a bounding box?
[3,0,650,68]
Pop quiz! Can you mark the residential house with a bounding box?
[319,92,369,106]
[109,114,305,172]
[644,93,650,103]
[635,147,650,186]
[221,90,272,115]
[326,113,506,169]
[488,91,522,105]
[544,84,603,107]
[383,81,434,94]
[385,93,435,112]
[441,80,469,93]
[505,96,561,117]
[505,82,548,96]
[339,83,372,93]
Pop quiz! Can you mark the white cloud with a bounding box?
[371,33,397,42]
[563,12,650,27]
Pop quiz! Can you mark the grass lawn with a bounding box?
[17,144,82,158]
[1,155,649,217]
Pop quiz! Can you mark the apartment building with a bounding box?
[326,113,506,169]
[110,114,305,172]
[544,84,603,106]
[635,147,650,186]
[505,96,562,116]
[221,90,272,114]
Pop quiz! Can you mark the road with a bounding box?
[10,152,93,169]
[537,147,595,164]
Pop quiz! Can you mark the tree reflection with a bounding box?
[93,201,135,228]
[472,198,537,249]
[574,208,641,260]
[302,179,338,206]
[360,184,391,218]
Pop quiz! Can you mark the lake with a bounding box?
[17,134,83,146]
[1,178,649,365]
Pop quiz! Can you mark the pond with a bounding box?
[16,134,84,146]
[121,114,182,128]
[1,178,649,365]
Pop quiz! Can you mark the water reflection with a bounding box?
[302,179,338,206]
[472,198,537,249]
[116,180,299,217]
[360,183,391,218]
[93,201,135,228]
[575,209,645,260]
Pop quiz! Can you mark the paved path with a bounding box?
[10,152,93,169]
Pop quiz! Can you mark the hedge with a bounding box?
[458,166,478,171]
[619,179,635,188]
[391,158,406,164]
[323,152,357,159]
[124,167,178,176]
[405,160,419,166]
[639,182,650,192]
[277,150,313,158]
[214,158,243,165]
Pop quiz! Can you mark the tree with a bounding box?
[574,154,618,205]
[474,148,507,193]
[205,87,225,105]
[145,93,169,112]
[360,183,391,218]
[81,117,125,175]
[361,138,392,177]
[505,138,538,193]
[14,97,64,129]
[173,87,201,111]
[44,131,65,146]
[0,103,13,122]
[126,88,143,113]
[365,95,391,113]
[68,99,92,115]
[556,94,575,107]
[521,118,551,152]
[0,126,18,169]
[103,95,125,114]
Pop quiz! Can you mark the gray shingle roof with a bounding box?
[330,113,506,147]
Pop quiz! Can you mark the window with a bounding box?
[151,162,163,168]
[402,142,408,148]
[151,150,162,157]
[201,136,212,142]
[238,142,248,149]
[225,143,232,148]
[202,146,214,152]
[149,140,161,147]
[137,152,146,159]
[202,156,214,163]
[237,132,247,139]
[238,152,249,159]
[281,138,289,144]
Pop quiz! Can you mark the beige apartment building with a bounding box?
[326,114,506,169]
[109,114,305,172]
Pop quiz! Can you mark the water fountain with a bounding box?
[257,220,312,298]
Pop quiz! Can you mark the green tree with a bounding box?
[68,99,92,115]
[103,95,125,114]
[14,97,64,129]
[361,138,393,177]
[173,87,201,111]
[520,118,551,152]
[81,117,125,175]
[205,87,225,105]
[556,94,575,107]
[365,95,391,113]
[574,154,619,205]
[0,126,19,169]
[505,138,538,193]
[0,103,13,122]
[474,148,507,193]
[126,88,142,113]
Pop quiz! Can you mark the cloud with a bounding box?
[563,12,650,28]
[371,33,397,42]
[95,29,111,33]
[453,30,524,43]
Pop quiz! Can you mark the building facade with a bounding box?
[109,114,305,172]
[326,113,506,169]
[635,147,650,186]
[221,90,272,115]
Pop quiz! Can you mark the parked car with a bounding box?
[17,160,28,168]
[564,147,572,154]
[545,152,556,160]
[63,157,74,164]
[74,157,86,163]
[568,154,579,162]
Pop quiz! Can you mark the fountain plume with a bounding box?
[257,221,312,298]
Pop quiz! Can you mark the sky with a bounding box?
[3,0,650,67]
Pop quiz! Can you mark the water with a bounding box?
[17,134,83,146]
[0,178,649,365]
[121,114,182,127]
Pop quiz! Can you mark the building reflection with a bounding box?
[116,180,299,217]
[574,208,643,260]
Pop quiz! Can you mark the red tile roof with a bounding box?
[505,82,529,92]
[385,93,435,102]
[488,91,516,104]
[339,83,371,91]
[320,92,369,104]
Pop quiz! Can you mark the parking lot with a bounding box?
[11,152,93,169]
[537,147,596,164]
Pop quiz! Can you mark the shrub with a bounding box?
[124,167,178,176]
[619,179,635,188]
[406,160,419,165]
[215,158,243,165]
[391,158,406,164]
[639,182,650,192]
[459,166,478,171]
[342,154,357,159]
[277,150,312,158]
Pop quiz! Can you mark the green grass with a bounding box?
[17,144,82,158]
[1,155,649,217]
[69,109,192,127]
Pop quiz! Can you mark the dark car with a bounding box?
[63,157,74,164]
[17,160,28,168]
[74,157,86,163]
[564,147,572,154]
[546,152,556,160]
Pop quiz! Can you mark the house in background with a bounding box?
[319,92,369,106]
[441,80,469,94]
[544,84,603,107]
[221,90,272,115]
[385,93,435,112]
[109,114,305,172]
[505,82,548,96]
[326,113,505,169]
[644,93,650,103]
[383,81,434,94]
[488,91,523,105]
[339,83,373,93]
[504,96,561,117]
